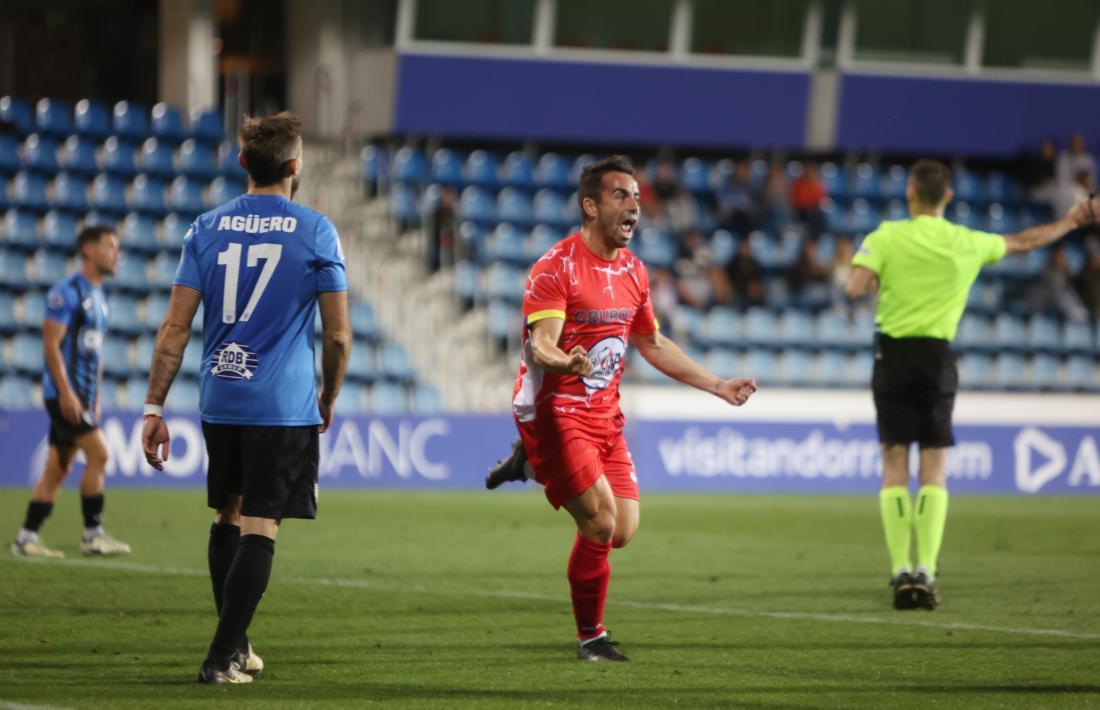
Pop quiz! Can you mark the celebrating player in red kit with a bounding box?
[508,156,758,661]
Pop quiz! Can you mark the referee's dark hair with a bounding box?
[910,159,952,207]
[578,155,636,223]
[239,112,304,187]
[75,225,115,257]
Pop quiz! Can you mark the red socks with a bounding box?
[567,534,612,640]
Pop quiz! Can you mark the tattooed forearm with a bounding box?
[145,320,190,407]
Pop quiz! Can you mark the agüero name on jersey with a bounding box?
[216,214,299,234]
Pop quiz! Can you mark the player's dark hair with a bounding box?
[75,225,114,257]
[910,159,952,207]
[578,155,636,223]
[238,112,304,187]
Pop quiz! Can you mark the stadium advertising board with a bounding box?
[0,410,1097,495]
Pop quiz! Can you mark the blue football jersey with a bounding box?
[42,272,109,407]
[174,194,347,425]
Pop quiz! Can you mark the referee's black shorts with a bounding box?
[202,422,319,520]
[871,333,958,448]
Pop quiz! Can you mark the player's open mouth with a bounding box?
[619,216,637,237]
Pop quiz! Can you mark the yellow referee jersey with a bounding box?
[851,215,1006,341]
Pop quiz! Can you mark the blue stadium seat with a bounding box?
[130,175,168,216]
[179,342,203,377]
[98,378,124,411]
[151,103,187,143]
[350,301,383,342]
[162,212,190,250]
[454,260,479,302]
[1064,356,1096,391]
[51,173,89,212]
[124,378,148,409]
[0,96,33,135]
[113,101,149,141]
[776,310,813,347]
[459,186,495,224]
[346,344,379,383]
[742,308,776,345]
[1061,322,1093,353]
[480,262,518,302]
[393,147,427,184]
[984,171,1012,204]
[10,333,43,373]
[208,176,242,207]
[819,162,846,200]
[496,188,531,225]
[370,382,408,414]
[569,155,596,185]
[876,200,904,223]
[958,353,993,389]
[0,376,34,408]
[109,294,143,336]
[411,385,442,414]
[816,350,848,387]
[378,343,416,382]
[140,138,176,179]
[81,210,116,229]
[0,249,29,289]
[190,108,225,145]
[485,223,527,264]
[849,163,880,198]
[845,199,879,233]
[992,313,1026,349]
[464,150,500,187]
[633,228,675,268]
[950,201,981,230]
[702,348,738,380]
[177,139,217,179]
[501,151,535,188]
[361,144,384,188]
[389,183,420,223]
[953,169,982,202]
[100,138,138,177]
[31,250,67,287]
[12,172,49,213]
[990,353,1026,390]
[1025,316,1059,352]
[35,98,72,138]
[120,212,159,253]
[144,294,169,331]
[22,134,59,174]
[217,141,247,179]
[59,136,99,175]
[679,158,709,194]
[879,164,907,200]
[332,382,364,415]
[168,176,205,216]
[984,203,1015,233]
[777,349,813,386]
[710,230,737,266]
[42,211,76,249]
[101,337,133,377]
[0,293,16,332]
[4,209,41,249]
[74,99,111,140]
[166,378,201,411]
[90,174,128,214]
[525,224,559,261]
[955,315,990,351]
[113,255,150,292]
[698,307,740,348]
[0,134,20,174]
[534,153,570,189]
[532,189,568,227]
[1030,354,1060,390]
[150,252,178,288]
[430,148,463,185]
[486,299,518,342]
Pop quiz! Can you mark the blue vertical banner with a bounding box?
[0,410,1097,495]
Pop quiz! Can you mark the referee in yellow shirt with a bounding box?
[845,159,1094,611]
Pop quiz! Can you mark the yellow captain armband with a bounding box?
[527,309,566,325]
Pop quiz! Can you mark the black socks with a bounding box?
[208,523,241,613]
[22,501,53,532]
[81,494,104,530]
[206,534,275,669]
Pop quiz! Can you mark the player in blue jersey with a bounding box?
[139,113,351,685]
[10,226,131,559]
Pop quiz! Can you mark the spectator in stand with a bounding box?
[665,186,699,238]
[675,230,724,310]
[1029,246,1088,322]
[637,171,669,233]
[1053,170,1093,222]
[1057,132,1097,187]
[1075,248,1100,319]
[719,238,765,309]
[652,160,680,202]
[649,266,680,330]
[790,161,828,240]
[830,236,855,303]
[716,160,760,235]
[788,240,829,305]
[1027,138,1060,209]
[427,187,458,273]
[760,165,791,231]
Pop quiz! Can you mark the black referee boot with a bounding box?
[485,438,528,490]
[890,571,917,610]
[911,571,941,610]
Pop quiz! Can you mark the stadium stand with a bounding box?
[367,144,1099,395]
[0,97,437,414]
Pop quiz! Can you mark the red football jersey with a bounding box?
[512,232,658,423]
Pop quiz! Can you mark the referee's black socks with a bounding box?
[206,534,275,669]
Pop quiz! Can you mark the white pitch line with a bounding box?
[1,701,78,710]
[6,556,1100,641]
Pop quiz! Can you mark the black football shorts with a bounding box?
[44,398,98,448]
[202,422,320,520]
[871,333,958,448]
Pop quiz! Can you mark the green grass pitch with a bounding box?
[1,489,1098,709]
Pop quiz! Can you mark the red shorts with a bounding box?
[516,413,639,510]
